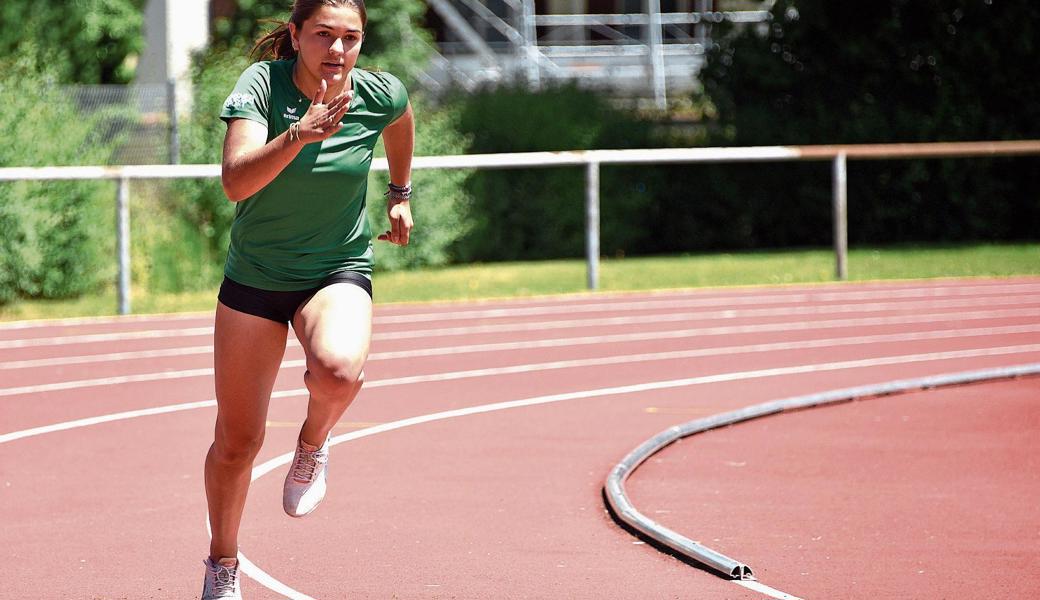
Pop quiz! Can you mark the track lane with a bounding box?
[3,320,1038,434]
[1,278,1038,598]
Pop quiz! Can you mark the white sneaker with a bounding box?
[202,556,242,599]
[283,433,330,517]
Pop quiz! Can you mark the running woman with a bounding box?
[201,1,413,597]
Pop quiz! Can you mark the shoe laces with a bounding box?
[209,560,238,595]
[292,444,327,483]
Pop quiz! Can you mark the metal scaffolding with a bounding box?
[423,0,772,107]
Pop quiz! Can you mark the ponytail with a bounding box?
[249,0,368,61]
[251,21,297,60]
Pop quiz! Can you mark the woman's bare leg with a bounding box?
[205,302,288,560]
[292,282,373,447]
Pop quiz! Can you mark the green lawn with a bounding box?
[1,243,1037,322]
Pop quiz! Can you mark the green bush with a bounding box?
[0,56,117,304]
[154,50,253,293]
[368,100,474,271]
[449,82,665,261]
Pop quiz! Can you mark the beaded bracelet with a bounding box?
[385,181,412,201]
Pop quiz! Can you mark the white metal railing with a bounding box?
[1,140,1038,314]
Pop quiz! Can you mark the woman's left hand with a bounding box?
[378,199,412,246]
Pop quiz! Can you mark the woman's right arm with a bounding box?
[221,118,304,202]
[221,81,353,202]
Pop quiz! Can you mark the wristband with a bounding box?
[385,181,412,201]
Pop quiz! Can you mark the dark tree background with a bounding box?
[692,0,1040,247]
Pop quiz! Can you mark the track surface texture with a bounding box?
[1,277,1038,599]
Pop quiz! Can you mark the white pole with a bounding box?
[586,161,600,290]
[521,0,540,87]
[832,152,848,280]
[116,177,132,314]
[647,0,667,110]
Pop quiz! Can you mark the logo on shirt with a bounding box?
[224,93,254,110]
[282,105,301,121]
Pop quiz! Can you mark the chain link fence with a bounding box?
[67,82,179,165]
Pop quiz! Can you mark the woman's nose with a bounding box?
[330,37,344,55]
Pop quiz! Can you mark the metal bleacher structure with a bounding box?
[419,0,773,108]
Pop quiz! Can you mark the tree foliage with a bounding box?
[694,0,1040,246]
[703,0,1040,144]
[0,0,145,83]
[0,56,115,304]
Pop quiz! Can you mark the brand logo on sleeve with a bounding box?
[224,93,254,110]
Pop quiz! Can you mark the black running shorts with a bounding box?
[217,272,372,324]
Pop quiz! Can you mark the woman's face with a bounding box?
[290,5,364,89]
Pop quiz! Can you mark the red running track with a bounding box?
[1,277,1038,599]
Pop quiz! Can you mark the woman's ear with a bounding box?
[289,23,300,51]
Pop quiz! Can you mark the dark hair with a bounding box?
[252,0,367,60]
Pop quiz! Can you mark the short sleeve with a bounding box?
[388,73,407,121]
[220,62,271,126]
[382,72,410,123]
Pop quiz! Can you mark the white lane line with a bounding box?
[2,280,1036,333]
[3,343,1039,447]
[0,368,214,397]
[0,345,216,370]
[4,306,1037,371]
[236,553,316,600]
[0,311,210,331]
[735,580,805,600]
[0,399,218,443]
[3,324,1040,398]
[355,339,1040,391]
[370,314,1040,360]
[3,294,1039,349]
[242,355,1040,599]
[373,295,1040,341]
[372,283,1040,324]
[11,343,1040,600]
[0,327,213,350]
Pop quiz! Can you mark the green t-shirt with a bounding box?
[219,59,408,290]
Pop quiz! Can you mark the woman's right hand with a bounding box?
[298,79,353,143]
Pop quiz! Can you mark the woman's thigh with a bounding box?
[213,301,290,440]
[292,282,373,376]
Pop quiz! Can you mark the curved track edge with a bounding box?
[603,362,1040,581]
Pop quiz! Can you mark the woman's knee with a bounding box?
[306,351,365,399]
[212,426,265,465]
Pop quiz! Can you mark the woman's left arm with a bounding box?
[378,102,415,246]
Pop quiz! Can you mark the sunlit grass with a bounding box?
[1,243,1036,322]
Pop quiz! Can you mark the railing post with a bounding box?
[167,78,180,164]
[116,176,132,315]
[832,152,848,280]
[585,160,601,290]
